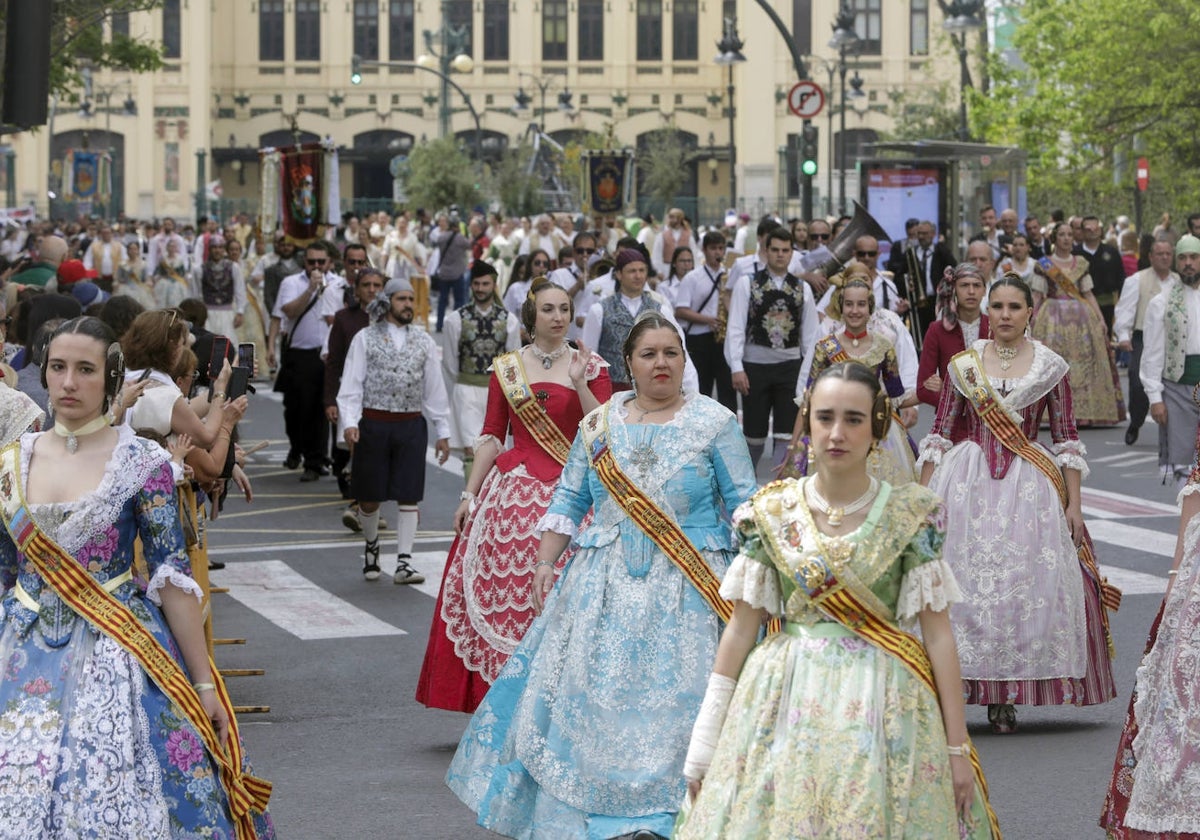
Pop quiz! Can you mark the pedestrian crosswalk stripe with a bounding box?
[1085,520,1175,560]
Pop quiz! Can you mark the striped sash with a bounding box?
[948,351,1121,629]
[0,443,271,839]
[495,351,573,466]
[581,404,733,621]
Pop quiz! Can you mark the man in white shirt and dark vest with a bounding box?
[189,234,246,342]
[1115,237,1177,445]
[440,260,519,480]
[725,227,819,474]
[338,277,451,584]
[1141,235,1200,479]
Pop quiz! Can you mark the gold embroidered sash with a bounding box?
[0,443,271,839]
[948,350,1122,629]
[494,351,573,466]
[1037,256,1087,303]
[581,404,733,621]
[750,482,1002,839]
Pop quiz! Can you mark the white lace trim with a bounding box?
[144,565,203,606]
[965,338,1069,412]
[895,558,963,621]
[916,433,953,467]
[718,553,782,615]
[473,433,504,453]
[535,512,579,538]
[1179,482,1200,504]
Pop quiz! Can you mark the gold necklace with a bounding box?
[995,343,1020,371]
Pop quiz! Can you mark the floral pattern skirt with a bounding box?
[0,602,275,839]
[675,624,995,839]
[1032,297,1125,425]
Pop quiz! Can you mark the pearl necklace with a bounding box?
[805,476,878,527]
[529,341,569,370]
[995,342,1020,371]
[53,415,111,454]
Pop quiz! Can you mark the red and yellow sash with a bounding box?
[0,443,271,839]
[1037,256,1087,303]
[751,482,1002,838]
[581,404,733,621]
[949,350,1122,628]
[495,351,573,466]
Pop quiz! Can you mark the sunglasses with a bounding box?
[306,258,328,266]
[856,250,878,258]
[345,258,368,266]
[575,247,596,255]
[810,232,831,241]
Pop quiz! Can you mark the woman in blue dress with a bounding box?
[0,317,273,839]
[447,311,757,839]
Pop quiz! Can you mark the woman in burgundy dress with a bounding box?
[417,279,611,712]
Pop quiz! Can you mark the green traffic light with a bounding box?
[801,159,818,176]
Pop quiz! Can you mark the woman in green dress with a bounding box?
[676,361,1000,839]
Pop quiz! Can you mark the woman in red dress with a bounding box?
[416,279,612,712]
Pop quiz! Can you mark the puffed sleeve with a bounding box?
[138,461,202,605]
[1046,371,1089,477]
[895,502,963,621]
[536,430,594,536]
[717,501,783,614]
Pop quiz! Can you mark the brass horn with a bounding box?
[815,201,891,278]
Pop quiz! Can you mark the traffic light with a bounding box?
[801,124,819,177]
[351,54,363,85]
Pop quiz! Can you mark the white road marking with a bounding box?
[1091,452,1156,465]
[208,534,454,556]
[212,559,405,639]
[1098,565,1166,595]
[1085,520,1176,559]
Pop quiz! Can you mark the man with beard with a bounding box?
[1141,235,1200,480]
[189,234,246,341]
[256,234,300,317]
[339,277,450,584]
[440,260,519,480]
[1116,238,1178,445]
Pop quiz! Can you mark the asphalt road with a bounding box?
[208,369,1178,840]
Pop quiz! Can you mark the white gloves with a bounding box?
[682,672,737,783]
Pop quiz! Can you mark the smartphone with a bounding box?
[209,336,231,379]
[237,342,255,371]
[227,366,251,400]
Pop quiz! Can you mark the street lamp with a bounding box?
[939,0,984,141]
[713,17,746,211]
[827,3,860,215]
[415,2,473,140]
[512,73,574,133]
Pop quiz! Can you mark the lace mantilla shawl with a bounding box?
[0,384,43,447]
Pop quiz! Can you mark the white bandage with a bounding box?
[682,672,737,782]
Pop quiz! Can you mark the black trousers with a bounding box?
[742,358,803,441]
[685,332,737,413]
[1128,330,1148,431]
[280,347,328,470]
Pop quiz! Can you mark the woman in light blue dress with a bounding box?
[447,312,757,839]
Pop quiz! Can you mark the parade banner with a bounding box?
[260,142,340,241]
[61,149,112,203]
[581,149,635,215]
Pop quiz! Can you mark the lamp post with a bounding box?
[939,0,984,142]
[828,3,860,216]
[713,17,746,211]
[512,73,573,133]
[415,1,473,140]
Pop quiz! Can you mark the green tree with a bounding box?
[487,145,544,217]
[881,80,963,142]
[637,129,690,212]
[403,137,481,212]
[975,0,1200,211]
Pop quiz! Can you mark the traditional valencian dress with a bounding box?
[675,480,1000,839]
[416,351,611,712]
[1101,440,1200,839]
[1031,254,1126,425]
[786,329,918,486]
[0,427,274,838]
[919,340,1118,707]
[447,393,756,839]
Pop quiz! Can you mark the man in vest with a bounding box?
[440,260,519,480]
[82,223,125,292]
[1117,237,1178,445]
[189,234,246,341]
[725,227,819,474]
[338,277,450,584]
[1141,235,1200,480]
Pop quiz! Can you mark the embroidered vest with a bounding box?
[457,303,509,380]
[363,323,427,413]
[1164,281,1192,384]
[746,270,806,350]
[597,293,661,385]
[201,260,235,306]
[1134,268,1171,332]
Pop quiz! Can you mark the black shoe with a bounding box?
[1125,425,1139,445]
[312,464,330,476]
[299,468,320,482]
[363,539,381,581]
[208,560,226,571]
[283,454,301,470]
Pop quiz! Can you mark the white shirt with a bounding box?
[273,271,335,350]
[675,263,726,336]
[1114,268,1176,343]
[147,232,186,276]
[518,229,568,258]
[337,322,451,439]
[873,273,903,314]
[724,271,819,374]
[581,293,699,393]
[502,278,531,320]
[440,303,520,380]
[728,252,764,289]
[83,241,125,276]
[650,226,699,280]
[1140,279,1200,404]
